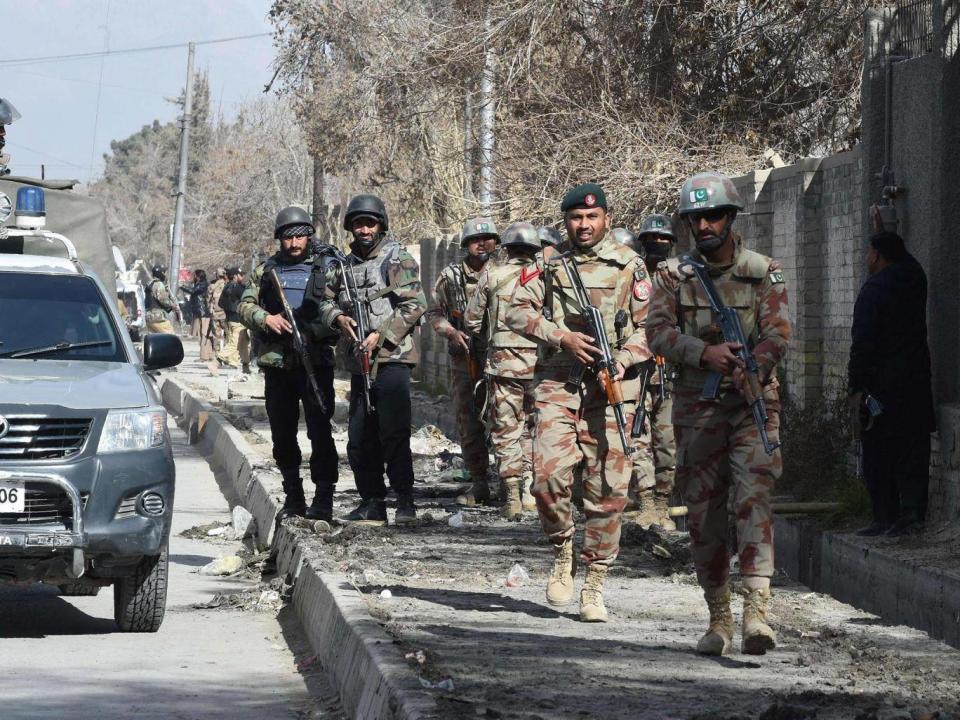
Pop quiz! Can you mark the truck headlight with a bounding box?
[98,409,166,453]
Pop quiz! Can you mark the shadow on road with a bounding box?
[0,584,116,638]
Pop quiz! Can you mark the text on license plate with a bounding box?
[0,480,25,513]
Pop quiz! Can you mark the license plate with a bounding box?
[0,480,25,513]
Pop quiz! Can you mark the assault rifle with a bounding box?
[630,360,654,439]
[328,250,373,414]
[553,251,632,455]
[655,355,669,402]
[267,267,326,414]
[449,264,483,382]
[680,256,779,455]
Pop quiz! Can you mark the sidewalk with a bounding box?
[161,343,960,719]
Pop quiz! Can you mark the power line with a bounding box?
[88,0,112,180]
[0,32,271,67]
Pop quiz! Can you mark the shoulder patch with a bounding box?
[633,277,652,301]
[519,267,541,286]
[769,270,785,285]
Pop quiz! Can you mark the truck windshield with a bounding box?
[0,272,126,362]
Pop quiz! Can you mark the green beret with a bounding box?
[561,183,607,212]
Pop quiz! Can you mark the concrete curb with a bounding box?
[160,377,439,720]
[775,516,960,649]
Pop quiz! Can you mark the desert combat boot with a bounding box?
[652,491,677,532]
[546,537,576,606]
[697,585,734,656]
[500,478,523,520]
[579,564,608,622]
[456,475,492,506]
[741,579,777,655]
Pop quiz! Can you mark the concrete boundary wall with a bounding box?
[160,378,439,720]
[775,516,960,649]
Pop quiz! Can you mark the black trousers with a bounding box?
[263,364,338,492]
[862,428,931,525]
[347,363,415,500]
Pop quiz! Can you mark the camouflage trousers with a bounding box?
[627,385,676,498]
[532,389,635,568]
[647,387,676,495]
[673,386,782,588]
[487,376,533,481]
[450,361,489,479]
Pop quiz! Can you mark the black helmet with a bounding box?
[501,222,541,252]
[274,206,315,240]
[343,194,389,232]
[0,99,20,126]
[151,264,166,281]
[537,226,562,248]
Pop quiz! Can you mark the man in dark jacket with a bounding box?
[848,232,936,537]
[217,267,250,373]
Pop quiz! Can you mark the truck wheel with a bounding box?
[58,580,101,597]
[113,542,168,632]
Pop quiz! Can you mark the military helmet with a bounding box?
[678,172,744,215]
[611,227,637,247]
[460,217,499,246]
[501,222,541,252]
[151,264,166,280]
[343,194,389,232]
[274,206,315,239]
[638,214,676,241]
[0,99,20,126]
[537,226,562,247]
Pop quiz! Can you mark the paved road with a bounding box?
[0,420,342,720]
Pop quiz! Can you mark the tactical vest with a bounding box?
[339,241,405,333]
[674,248,772,389]
[486,261,537,350]
[258,259,312,315]
[540,252,638,370]
[145,280,161,311]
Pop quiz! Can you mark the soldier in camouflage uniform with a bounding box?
[428,218,499,506]
[145,265,177,334]
[315,194,427,526]
[237,207,338,521]
[647,172,791,656]
[238,207,339,521]
[630,214,680,531]
[507,183,652,623]
[464,222,541,519]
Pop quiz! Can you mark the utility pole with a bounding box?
[477,12,496,214]
[169,41,195,299]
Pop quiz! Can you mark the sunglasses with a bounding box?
[687,208,729,224]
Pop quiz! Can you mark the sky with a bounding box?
[0,0,276,185]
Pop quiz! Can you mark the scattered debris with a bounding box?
[379,589,393,599]
[199,555,245,576]
[232,505,256,539]
[504,563,530,587]
[448,511,464,528]
[419,676,455,692]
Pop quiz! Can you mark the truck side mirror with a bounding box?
[142,333,184,371]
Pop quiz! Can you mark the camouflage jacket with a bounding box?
[145,278,176,323]
[428,259,488,358]
[315,235,426,372]
[465,255,537,380]
[505,235,652,409]
[237,252,335,369]
[208,278,226,322]
[646,235,791,393]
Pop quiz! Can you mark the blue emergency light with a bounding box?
[15,185,46,229]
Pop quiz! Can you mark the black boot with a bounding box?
[343,498,387,526]
[395,493,417,526]
[278,466,306,518]
[305,486,334,522]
